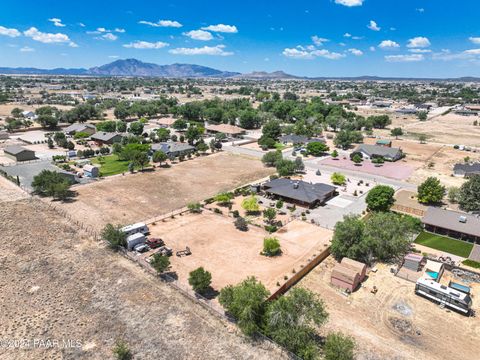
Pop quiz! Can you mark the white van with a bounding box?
[126,233,146,251]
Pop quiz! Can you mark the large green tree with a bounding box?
[101,224,127,251]
[417,177,445,204]
[458,175,480,212]
[365,185,395,212]
[188,267,212,294]
[31,170,73,200]
[324,332,356,360]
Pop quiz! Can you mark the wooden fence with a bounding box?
[392,204,426,218]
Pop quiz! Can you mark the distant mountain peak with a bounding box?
[235,70,300,80]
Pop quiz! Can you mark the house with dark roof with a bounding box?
[64,123,96,136]
[205,124,245,137]
[354,144,403,162]
[422,207,480,244]
[90,132,123,145]
[262,178,337,208]
[3,145,36,162]
[151,142,195,158]
[279,135,326,145]
[453,163,480,178]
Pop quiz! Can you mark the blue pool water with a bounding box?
[426,271,438,280]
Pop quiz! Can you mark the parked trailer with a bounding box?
[126,233,146,251]
[121,222,149,237]
[415,278,472,315]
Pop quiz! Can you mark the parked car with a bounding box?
[158,246,173,257]
[133,243,149,253]
[146,238,165,249]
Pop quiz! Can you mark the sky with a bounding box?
[1,0,480,78]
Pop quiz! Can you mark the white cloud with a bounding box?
[24,27,77,47]
[416,8,425,13]
[108,55,119,58]
[79,23,85,27]
[283,47,345,60]
[385,54,424,62]
[184,30,213,41]
[367,20,380,31]
[115,28,125,33]
[169,44,233,56]
[407,36,430,48]
[0,25,21,37]
[20,46,34,52]
[348,48,363,56]
[378,40,400,49]
[48,18,65,27]
[102,33,117,41]
[469,37,480,44]
[201,24,238,33]
[408,48,431,53]
[369,46,376,52]
[311,35,329,46]
[335,0,364,7]
[138,20,182,28]
[464,49,480,55]
[344,33,351,38]
[123,41,169,49]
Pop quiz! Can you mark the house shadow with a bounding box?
[161,271,178,282]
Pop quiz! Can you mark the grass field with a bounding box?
[462,259,480,269]
[92,154,131,176]
[414,231,474,258]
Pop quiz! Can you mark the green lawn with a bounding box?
[462,259,480,269]
[414,231,474,258]
[92,154,131,177]
[274,143,288,151]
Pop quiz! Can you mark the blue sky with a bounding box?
[1,0,480,77]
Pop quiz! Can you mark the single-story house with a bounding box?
[22,110,37,120]
[205,124,245,137]
[396,108,418,115]
[64,123,96,136]
[3,145,36,162]
[262,178,337,208]
[422,207,480,244]
[90,132,123,145]
[151,142,195,158]
[453,163,480,178]
[353,144,403,162]
[279,135,327,145]
[156,118,176,128]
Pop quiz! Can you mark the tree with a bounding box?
[331,149,339,159]
[31,170,73,200]
[447,187,460,204]
[47,137,54,149]
[391,127,404,139]
[262,237,281,256]
[331,172,346,185]
[352,153,362,165]
[185,125,203,145]
[265,288,329,360]
[242,195,260,214]
[11,107,23,118]
[214,192,234,206]
[173,119,188,131]
[276,159,296,176]
[294,156,305,172]
[258,136,277,150]
[152,150,168,165]
[365,185,395,212]
[262,120,282,141]
[218,277,270,335]
[96,121,117,132]
[368,115,391,129]
[156,128,171,142]
[333,130,362,150]
[101,224,126,251]
[330,215,366,262]
[324,332,356,360]
[188,267,212,294]
[458,175,480,212]
[150,253,170,273]
[239,109,261,129]
[417,177,445,204]
[418,134,427,144]
[116,121,127,133]
[263,208,277,224]
[132,151,150,171]
[417,111,428,121]
[234,217,249,231]
[37,114,58,129]
[262,151,282,167]
[196,141,209,154]
[128,121,144,136]
[306,141,329,156]
[112,340,132,360]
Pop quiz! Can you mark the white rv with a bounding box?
[126,233,146,251]
[121,222,149,237]
[415,278,472,315]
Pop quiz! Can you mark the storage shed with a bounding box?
[4,145,36,162]
[341,257,367,281]
[331,264,361,292]
[403,253,424,272]
[83,164,99,178]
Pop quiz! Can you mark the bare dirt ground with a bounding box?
[0,176,28,202]
[297,257,480,360]
[147,213,332,293]
[56,152,274,231]
[0,199,286,360]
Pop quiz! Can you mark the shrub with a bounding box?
[150,253,170,273]
[262,237,281,256]
[101,224,126,251]
[187,202,202,213]
[264,225,278,233]
[112,340,132,360]
[242,195,260,214]
[331,172,346,185]
[275,200,284,209]
[324,332,356,360]
[234,217,248,231]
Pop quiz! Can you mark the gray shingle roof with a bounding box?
[263,178,336,204]
[355,144,402,159]
[91,132,121,142]
[151,142,195,154]
[4,145,32,155]
[422,207,480,238]
[453,163,480,175]
[64,123,95,133]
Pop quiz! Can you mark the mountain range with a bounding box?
[0,58,479,81]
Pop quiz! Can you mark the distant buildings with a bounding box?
[64,123,96,136]
[453,163,480,178]
[91,132,123,145]
[205,124,245,137]
[151,142,195,158]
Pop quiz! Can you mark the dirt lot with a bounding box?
[0,198,286,360]
[56,152,274,231]
[0,176,28,202]
[147,212,332,293]
[297,257,480,360]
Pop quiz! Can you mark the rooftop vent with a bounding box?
[293,182,299,189]
[459,216,467,223]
